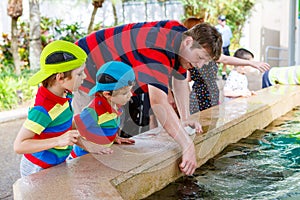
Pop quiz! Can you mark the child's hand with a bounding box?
[57,130,79,147]
[241,90,252,97]
[114,135,135,144]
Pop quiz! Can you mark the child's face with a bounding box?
[236,66,246,74]
[65,65,86,92]
[110,86,133,106]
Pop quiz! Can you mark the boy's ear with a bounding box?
[102,91,112,98]
[56,73,65,81]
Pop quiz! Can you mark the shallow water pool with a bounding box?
[145,107,300,200]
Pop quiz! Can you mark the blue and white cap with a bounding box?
[89,61,135,96]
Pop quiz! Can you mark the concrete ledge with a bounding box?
[13,85,300,200]
[0,107,27,124]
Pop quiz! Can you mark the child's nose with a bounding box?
[82,72,87,79]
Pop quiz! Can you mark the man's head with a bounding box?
[218,15,227,25]
[179,22,222,69]
[218,15,226,21]
[89,61,135,96]
[28,40,87,86]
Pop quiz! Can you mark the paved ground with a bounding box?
[0,119,24,200]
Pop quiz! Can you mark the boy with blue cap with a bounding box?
[70,61,136,158]
[14,40,87,176]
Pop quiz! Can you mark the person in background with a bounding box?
[70,61,136,158]
[262,65,300,88]
[13,40,87,177]
[183,17,270,114]
[223,48,256,102]
[183,17,220,114]
[216,15,233,80]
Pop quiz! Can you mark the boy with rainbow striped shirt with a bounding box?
[14,40,87,176]
[70,61,135,158]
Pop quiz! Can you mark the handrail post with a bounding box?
[288,0,297,66]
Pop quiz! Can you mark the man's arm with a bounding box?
[218,54,270,72]
[148,85,197,175]
[172,77,202,132]
[172,77,191,121]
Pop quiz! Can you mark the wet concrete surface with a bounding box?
[0,119,24,200]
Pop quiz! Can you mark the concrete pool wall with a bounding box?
[13,85,300,200]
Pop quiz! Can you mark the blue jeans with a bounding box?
[262,70,272,88]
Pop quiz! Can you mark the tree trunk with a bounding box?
[11,18,21,75]
[29,0,42,70]
[7,0,23,76]
[7,0,23,18]
[88,6,98,34]
[112,2,118,26]
[87,0,105,34]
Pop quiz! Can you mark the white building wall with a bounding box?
[243,0,291,65]
[0,1,11,35]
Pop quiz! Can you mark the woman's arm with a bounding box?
[217,54,270,72]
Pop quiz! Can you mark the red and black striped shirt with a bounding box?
[76,20,187,95]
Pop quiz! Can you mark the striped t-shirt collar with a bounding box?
[38,86,71,106]
[94,93,122,116]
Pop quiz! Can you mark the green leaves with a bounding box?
[181,0,256,49]
[0,69,36,111]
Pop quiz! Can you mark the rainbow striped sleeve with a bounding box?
[74,107,119,146]
[24,106,52,134]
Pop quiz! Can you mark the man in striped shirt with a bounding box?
[73,20,223,175]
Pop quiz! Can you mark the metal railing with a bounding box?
[265,45,288,67]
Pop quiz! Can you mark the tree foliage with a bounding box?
[0,17,86,111]
[181,0,255,49]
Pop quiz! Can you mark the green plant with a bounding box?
[0,72,36,111]
[40,16,86,45]
[59,22,86,42]
[0,17,86,111]
[181,0,255,49]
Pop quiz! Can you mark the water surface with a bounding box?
[146,107,300,200]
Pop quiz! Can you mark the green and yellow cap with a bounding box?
[28,40,87,86]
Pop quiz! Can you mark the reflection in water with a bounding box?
[145,107,300,200]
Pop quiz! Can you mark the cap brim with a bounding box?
[88,85,99,96]
[28,70,52,86]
